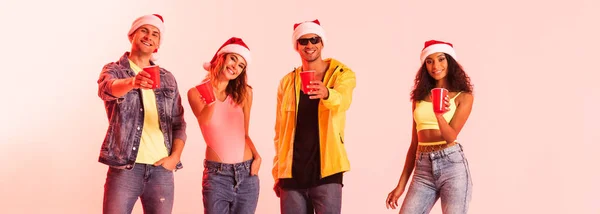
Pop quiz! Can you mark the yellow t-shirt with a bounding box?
[129,60,169,164]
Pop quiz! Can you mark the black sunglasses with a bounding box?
[297,37,322,46]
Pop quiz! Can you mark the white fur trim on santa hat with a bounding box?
[420,43,457,65]
[203,44,252,71]
[151,52,160,62]
[128,14,165,62]
[128,15,165,41]
[292,21,327,50]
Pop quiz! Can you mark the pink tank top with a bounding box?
[198,93,246,164]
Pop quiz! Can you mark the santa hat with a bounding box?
[128,14,165,62]
[420,40,457,65]
[292,19,327,50]
[203,37,251,71]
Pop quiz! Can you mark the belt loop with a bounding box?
[219,163,223,172]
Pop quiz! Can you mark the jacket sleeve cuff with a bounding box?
[322,88,341,109]
[173,130,187,143]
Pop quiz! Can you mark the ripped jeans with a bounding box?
[103,163,175,214]
[399,143,473,214]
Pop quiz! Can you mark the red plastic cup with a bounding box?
[300,70,315,93]
[195,80,216,105]
[431,88,449,113]
[143,65,160,89]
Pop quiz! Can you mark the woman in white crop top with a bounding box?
[187,37,261,214]
[386,40,475,214]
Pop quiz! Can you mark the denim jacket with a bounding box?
[97,52,187,170]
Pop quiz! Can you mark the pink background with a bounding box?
[1,0,599,213]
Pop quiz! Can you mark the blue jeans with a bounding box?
[103,163,175,214]
[399,144,473,214]
[280,183,342,214]
[202,159,259,214]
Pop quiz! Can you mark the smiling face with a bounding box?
[424,52,449,81]
[296,33,323,62]
[129,24,160,55]
[218,53,247,80]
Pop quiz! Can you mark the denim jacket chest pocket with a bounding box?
[156,72,177,115]
[155,87,176,121]
[115,90,142,136]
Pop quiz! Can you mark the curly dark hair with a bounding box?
[205,53,252,106]
[410,54,473,102]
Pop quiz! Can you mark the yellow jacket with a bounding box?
[273,58,356,181]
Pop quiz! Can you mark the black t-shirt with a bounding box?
[279,85,343,190]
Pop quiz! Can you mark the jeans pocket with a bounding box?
[204,167,218,175]
[444,151,465,163]
[202,168,218,188]
[158,165,175,172]
[415,154,421,165]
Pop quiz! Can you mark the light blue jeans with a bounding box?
[399,144,473,214]
[202,159,259,214]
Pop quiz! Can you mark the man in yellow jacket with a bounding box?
[273,19,356,214]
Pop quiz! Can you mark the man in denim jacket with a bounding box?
[96,14,186,214]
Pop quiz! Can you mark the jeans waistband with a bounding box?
[109,162,155,170]
[418,143,463,160]
[204,159,253,171]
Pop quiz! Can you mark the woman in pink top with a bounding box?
[187,37,261,214]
